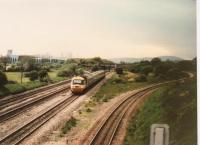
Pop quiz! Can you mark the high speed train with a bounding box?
[70,70,105,94]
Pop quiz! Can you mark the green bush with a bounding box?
[0,71,8,86]
[115,67,123,74]
[112,77,124,83]
[91,65,99,72]
[29,70,38,81]
[135,74,147,82]
[6,65,21,72]
[22,81,46,90]
[39,69,48,82]
[0,81,47,96]
[166,68,185,80]
[5,83,26,94]
[61,117,77,134]
[57,70,72,77]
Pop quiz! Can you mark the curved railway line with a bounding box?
[88,87,157,145]
[0,81,71,123]
[87,77,190,145]
[0,94,79,145]
[0,73,193,145]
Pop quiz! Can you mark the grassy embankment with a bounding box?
[0,66,69,97]
[59,71,149,135]
[84,72,149,111]
[123,79,197,145]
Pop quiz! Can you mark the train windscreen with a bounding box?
[73,79,85,85]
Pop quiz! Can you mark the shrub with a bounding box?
[86,108,92,112]
[38,69,48,82]
[0,71,8,86]
[135,74,147,82]
[76,68,84,75]
[151,57,161,66]
[61,117,77,134]
[24,72,30,77]
[5,83,26,94]
[29,70,38,81]
[115,67,123,74]
[166,68,184,80]
[57,70,72,77]
[91,65,99,72]
[140,65,153,75]
[22,81,46,90]
[112,77,124,83]
[0,64,3,71]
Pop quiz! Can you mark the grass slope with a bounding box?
[92,72,148,102]
[123,79,197,145]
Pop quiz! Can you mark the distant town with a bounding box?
[0,49,72,64]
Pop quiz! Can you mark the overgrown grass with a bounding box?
[61,117,77,135]
[92,72,148,102]
[123,79,197,145]
[48,68,69,83]
[0,69,67,97]
[0,81,47,97]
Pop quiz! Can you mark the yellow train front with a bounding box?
[70,70,105,94]
[70,76,87,94]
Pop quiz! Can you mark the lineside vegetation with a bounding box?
[123,79,197,145]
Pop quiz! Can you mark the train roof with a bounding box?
[71,70,104,80]
[71,76,85,80]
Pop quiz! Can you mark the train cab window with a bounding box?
[73,79,85,85]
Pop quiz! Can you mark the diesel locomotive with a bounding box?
[70,70,105,94]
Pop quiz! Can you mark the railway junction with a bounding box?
[0,71,195,145]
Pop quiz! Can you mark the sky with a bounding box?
[0,0,196,59]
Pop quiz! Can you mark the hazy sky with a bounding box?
[0,0,196,59]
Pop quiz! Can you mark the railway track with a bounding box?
[87,78,188,145]
[0,80,70,109]
[0,81,70,122]
[0,94,79,145]
[88,87,156,145]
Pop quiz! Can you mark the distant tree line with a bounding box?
[120,57,196,82]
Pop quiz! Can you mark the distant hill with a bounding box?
[109,56,183,63]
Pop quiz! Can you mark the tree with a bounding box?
[151,57,161,66]
[77,68,84,75]
[177,60,194,71]
[135,74,147,82]
[0,71,8,86]
[115,67,123,74]
[38,69,48,82]
[18,55,33,83]
[91,65,99,72]
[140,65,153,75]
[92,57,103,63]
[0,64,4,71]
[0,56,10,71]
[140,60,151,66]
[24,59,37,71]
[29,70,38,81]
[166,68,184,79]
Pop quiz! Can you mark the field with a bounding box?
[0,68,67,97]
[6,70,66,83]
[6,72,30,83]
